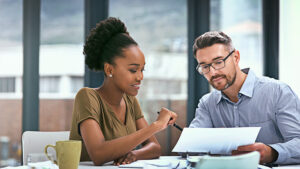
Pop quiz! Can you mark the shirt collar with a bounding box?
[239,68,256,98]
[216,68,256,104]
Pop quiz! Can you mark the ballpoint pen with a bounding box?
[157,112,183,131]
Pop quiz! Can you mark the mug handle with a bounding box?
[44,144,57,164]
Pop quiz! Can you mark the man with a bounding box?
[189,31,300,165]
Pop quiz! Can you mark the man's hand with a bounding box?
[113,151,137,166]
[232,142,278,164]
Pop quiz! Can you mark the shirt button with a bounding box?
[234,106,237,109]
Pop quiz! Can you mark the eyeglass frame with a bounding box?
[196,50,235,75]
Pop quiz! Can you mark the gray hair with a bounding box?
[193,31,234,57]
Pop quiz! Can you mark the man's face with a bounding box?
[195,44,237,91]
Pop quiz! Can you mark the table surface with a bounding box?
[78,156,300,169]
[78,156,182,169]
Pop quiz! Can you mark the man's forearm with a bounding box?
[270,137,300,164]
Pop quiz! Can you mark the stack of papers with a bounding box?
[173,127,261,154]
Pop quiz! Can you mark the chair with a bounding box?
[22,131,70,165]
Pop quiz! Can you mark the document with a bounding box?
[119,159,181,168]
[189,151,261,169]
[172,127,261,154]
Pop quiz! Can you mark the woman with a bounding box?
[69,17,177,166]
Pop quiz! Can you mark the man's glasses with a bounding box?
[196,50,235,75]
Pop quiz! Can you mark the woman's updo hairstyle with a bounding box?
[84,17,138,71]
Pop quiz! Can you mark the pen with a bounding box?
[157,112,183,131]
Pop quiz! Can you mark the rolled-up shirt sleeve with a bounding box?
[269,85,300,164]
[189,94,213,128]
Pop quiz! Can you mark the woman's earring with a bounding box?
[109,74,112,78]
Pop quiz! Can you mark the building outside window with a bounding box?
[279,0,300,96]
[110,0,187,155]
[0,0,23,166]
[70,76,84,93]
[39,0,84,131]
[210,0,263,76]
[39,76,60,93]
[0,77,16,93]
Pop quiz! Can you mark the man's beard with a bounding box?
[210,71,237,91]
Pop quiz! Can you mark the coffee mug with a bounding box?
[44,140,81,169]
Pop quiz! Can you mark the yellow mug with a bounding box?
[45,140,81,169]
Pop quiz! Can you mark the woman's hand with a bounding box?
[155,107,178,130]
[113,151,137,165]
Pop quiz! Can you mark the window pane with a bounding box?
[279,0,300,95]
[40,76,60,93]
[0,77,16,93]
[0,0,22,166]
[70,76,84,93]
[109,0,187,155]
[210,0,263,75]
[39,0,84,131]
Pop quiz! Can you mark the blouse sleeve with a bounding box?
[74,88,101,135]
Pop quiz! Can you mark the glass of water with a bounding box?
[27,153,54,164]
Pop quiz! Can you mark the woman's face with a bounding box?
[109,45,145,96]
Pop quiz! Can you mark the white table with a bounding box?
[273,166,300,169]
[79,161,117,169]
[3,156,300,169]
[79,156,182,169]
[78,156,300,169]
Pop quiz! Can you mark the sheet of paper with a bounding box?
[172,127,261,154]
[1,166,29,169]
[119,159,180,168]
[186,151,260,169]
[118,160,144,168]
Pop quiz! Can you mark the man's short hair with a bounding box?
[193,31,234,57]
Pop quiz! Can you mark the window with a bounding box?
[39,0,84,131]
[70,76,83,93]
[279,0,300,96]
[39,76,60,93]
[0,77,15,93]
[0,0,22,166]
[110,0,187,155]
[210,0,263,75]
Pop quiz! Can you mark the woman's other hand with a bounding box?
[113,151,137,165]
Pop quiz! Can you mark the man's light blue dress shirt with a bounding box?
[189,69,300,164]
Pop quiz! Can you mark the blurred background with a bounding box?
[0,0,299,166]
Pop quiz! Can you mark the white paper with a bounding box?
[187,151,260,169]
[1,167,29,169]
[28,161,58,169]
[1,161,58,169]
[172,127,261,154]
[119,159,180,168]
[118,160,144,168]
